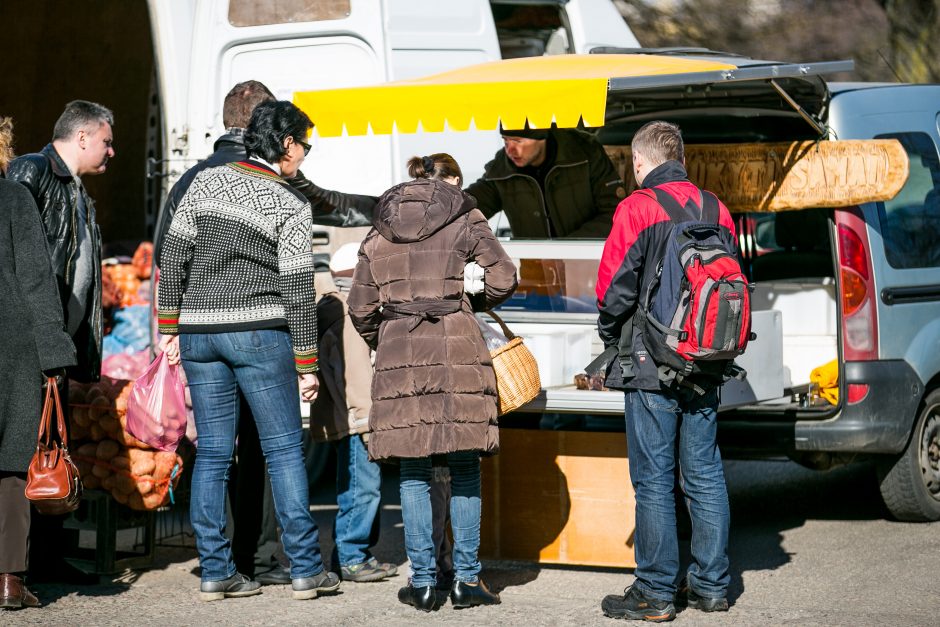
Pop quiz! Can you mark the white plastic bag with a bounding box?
[474,315,509,352]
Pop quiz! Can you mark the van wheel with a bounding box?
[877,388,940,521]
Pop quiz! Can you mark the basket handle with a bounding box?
[485,310,517,341]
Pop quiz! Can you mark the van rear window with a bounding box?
[228,0,350,27]
[874,132,940,269]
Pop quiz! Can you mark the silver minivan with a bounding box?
[493,53,940,522]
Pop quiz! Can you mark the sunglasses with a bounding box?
[298,139,311,156]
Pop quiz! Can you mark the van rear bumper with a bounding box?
[793,360,923,454]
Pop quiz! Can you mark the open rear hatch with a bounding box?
[596,50,851,142]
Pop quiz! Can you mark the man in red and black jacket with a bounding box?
[596,121,736,621]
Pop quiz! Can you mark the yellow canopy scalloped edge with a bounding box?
[294,54,738,137]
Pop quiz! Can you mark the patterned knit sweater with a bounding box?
[157,160,318,372]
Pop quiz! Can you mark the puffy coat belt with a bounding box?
[382,300,464,332]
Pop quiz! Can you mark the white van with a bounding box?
[149,0,638,234]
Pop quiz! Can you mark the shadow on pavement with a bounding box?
[717,458,887,604]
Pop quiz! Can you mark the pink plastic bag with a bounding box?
[102,351,151,380]
[126,352,187,452]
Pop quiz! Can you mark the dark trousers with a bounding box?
[430,465,454,587]
[0,473,29,573]
[228,395,280,577]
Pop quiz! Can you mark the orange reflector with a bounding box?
[840,268,867,316]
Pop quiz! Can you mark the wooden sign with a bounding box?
[606,139,909,213]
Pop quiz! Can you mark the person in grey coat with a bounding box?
[0,116,77,610]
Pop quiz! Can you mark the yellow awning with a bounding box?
[293,54,738,138]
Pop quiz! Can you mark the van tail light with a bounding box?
[835,208,878,361]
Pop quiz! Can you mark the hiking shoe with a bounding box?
[601,585,675,622]
[676,579,729,612]
[292,571,341,600]
[199,573,262,602]
[254,564,291,586]
[340,557,398,583]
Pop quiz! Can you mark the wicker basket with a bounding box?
[486,312,541,415]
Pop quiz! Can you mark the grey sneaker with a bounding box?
[340,557,398,583]
[292,571,341,600]
[199,573,262,602]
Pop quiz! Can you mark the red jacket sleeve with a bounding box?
[596,191,660,348]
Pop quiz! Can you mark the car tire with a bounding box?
[877,387,940,522]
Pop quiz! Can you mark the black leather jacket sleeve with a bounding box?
[155,166,377,268]
[285,170,376,227]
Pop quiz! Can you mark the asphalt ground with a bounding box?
[4,459,939,626]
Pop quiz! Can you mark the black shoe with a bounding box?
[292,571,341,600]
[601,585,675,622]
[450,579,501,609]
[398,584,442,612]
[676,579,729,612]
[199,573,262,602]
[254,565,291,586]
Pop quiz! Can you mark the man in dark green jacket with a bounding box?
[466,125,624,239]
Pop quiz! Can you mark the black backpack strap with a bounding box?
[651,186,720,225]
[700,190,720,224]
[650,187,686,222]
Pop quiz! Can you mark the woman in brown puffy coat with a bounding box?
[348,153,517,612]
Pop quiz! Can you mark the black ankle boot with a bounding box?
[398,584,440,612]
[450,579,501,609]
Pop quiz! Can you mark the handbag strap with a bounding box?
[37,378,68,448]
[485,310,517,341]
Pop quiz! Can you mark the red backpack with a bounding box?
[636,187,753,392]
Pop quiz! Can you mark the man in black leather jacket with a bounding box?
[7,100,115,383]
[154,80,380,585]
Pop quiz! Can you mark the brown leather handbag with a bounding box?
[25,378,83,515]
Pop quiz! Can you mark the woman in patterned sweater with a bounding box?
[158,101,339,602]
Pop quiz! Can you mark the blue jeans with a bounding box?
[332,434,382,567]
[181,330,323,582]
[400,452,481,588]
[625,388,730,601]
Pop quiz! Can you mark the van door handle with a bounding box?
[881,285,940,305]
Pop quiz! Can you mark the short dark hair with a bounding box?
[222,80,276,128]
[244,101,313,163]
[631,120,683,166]
[52,100,114,141]
[407,153,463,186]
